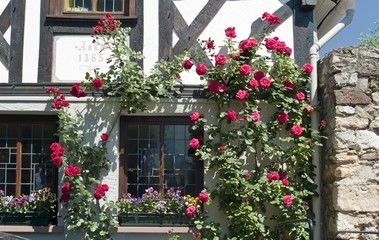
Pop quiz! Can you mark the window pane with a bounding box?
[97,0,105,11]
[114,0,122,11]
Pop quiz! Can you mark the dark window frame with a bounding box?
[119,116,204,199]
[0,115,58,197]
[47,0,137,21]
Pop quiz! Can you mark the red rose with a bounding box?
[262,12,281,25]
[282,178,289,186]
[265,37,277,50]
[198,192,209,203]
[321,120,327,126]
[208,81,219,93]
[94,190,104,200]
[195,64,207,76]
[69,83,87,98]
[283,81,294,91]
[100,184,109,191]
[217,83,227,94]
[304,205,309,210]
[59,193,70,203]
[240,64,252,76]
[207,40,215,49]
[278,112,289,123]
[194,232,200,238]
[224,27,236,38]
[250,112,261,122]
[61,183,74,194]
[236,90,249,102]
[254,71,265,81]
[303,63,313,74]
[239,39,258,52]
[92,78,104,89]
[182,60,193,70]
[101,133,109,141]
[259,77,271,89]
[290,125,303,137]
[215,54,227,66]
[219,146,225,152]
[266,171,280,182]
[249,80,259,89]
[50,142,61,152]
[226,110,237,122]
[245,172,251,179]
[186,205,197,218]
[295,92,305,101]
[51,154,62,167]
[190,112,200,122]
[305,104,313,114]
[283,195,293,206]
[189,138,200,149]
[64,165,81,177]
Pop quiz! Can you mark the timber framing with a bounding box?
[0,2,10,69]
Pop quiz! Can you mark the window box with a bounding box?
[0,212,51,226]
[118,213,191,227]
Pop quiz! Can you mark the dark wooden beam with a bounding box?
[0,32,9,69]
[0,2,11,34]
[302,0,317,10]
[159,0,174,60]
[9,0,26,84]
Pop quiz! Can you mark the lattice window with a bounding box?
[0,116,57,196]
[120,117,203,198]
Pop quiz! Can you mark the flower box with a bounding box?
[118,213,192,226]
[0,212,51,226]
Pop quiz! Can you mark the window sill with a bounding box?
[46,14,137,22]
[111,226,195,234]
[0,226,64,233]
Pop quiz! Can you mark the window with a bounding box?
[0,116,58,196]
[119,117,203,198]
[48,0,136,20]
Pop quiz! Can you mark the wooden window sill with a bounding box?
[46,14,137,22]
[0,226,64,233]
[111,226,195,234]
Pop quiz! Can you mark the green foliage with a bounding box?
[360,19,379,47]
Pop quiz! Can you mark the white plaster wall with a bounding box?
[22,0,41,83]
[143,0,295,85]
[0,0,10,83]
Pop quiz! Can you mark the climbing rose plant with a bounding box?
[46,12,323,240]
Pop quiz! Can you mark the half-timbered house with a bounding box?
[0,0,356,239]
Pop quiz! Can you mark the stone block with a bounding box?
[335,116,369,130]
[333,72,358,87]
[334,130,379,150]
[334,185,379,212]
[336,106,355,116]
[335,89,371,106]
[334,212,378,240]
[334,164,360,178]
[331,150,359,163]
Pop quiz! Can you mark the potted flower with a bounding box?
[0,188,57,226]
[118,187,203,226]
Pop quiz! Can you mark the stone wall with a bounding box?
[319,45,379,239]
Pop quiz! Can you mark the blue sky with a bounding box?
[320,0,379,57]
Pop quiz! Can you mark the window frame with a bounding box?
[0,115,58,197]
[47,0,137,21]
[119,116,203,199]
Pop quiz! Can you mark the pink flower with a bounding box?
[51,153,62,167]
[254,71,265,81]
[190,112,200,122]
[198,192,209,203]
[101,133,109,141]
[50,142,62,153]
[295,92,305,101]
[215,54,227,66]
[283,81,294,91]
[94,184,109,200]
[100,184,109,191]
[283,195,293,206]
[236,90,250,102]
[189,138,200,149]
[321,120,327,126]
[208,81,219,93]
[282,178,289,186]
[303,63,313,74]
[265,37,278,50]
[305,104,313,114]
[92,78,104,89]
[259,77,271,89]
[207,40,215,49]
[69,83,87,98]
[219,146,225,152]
[186,205,197,218]
[240,64,252,76]
[195,64,207,75]
[249,79,259,89]
[250,112,261,122]
[64,165,81,177]
[267,172,280,182]
[245,172,251,179]
[304,205,309,210]
[290,125,303,137]
[217,83,227,94]
[225,27,236,38]
[239,39,258,52]
[226,110,238,122]
[182,60,193,70]
[194,232,200,238]
[262,12,281,25]
[278,112,289,124]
